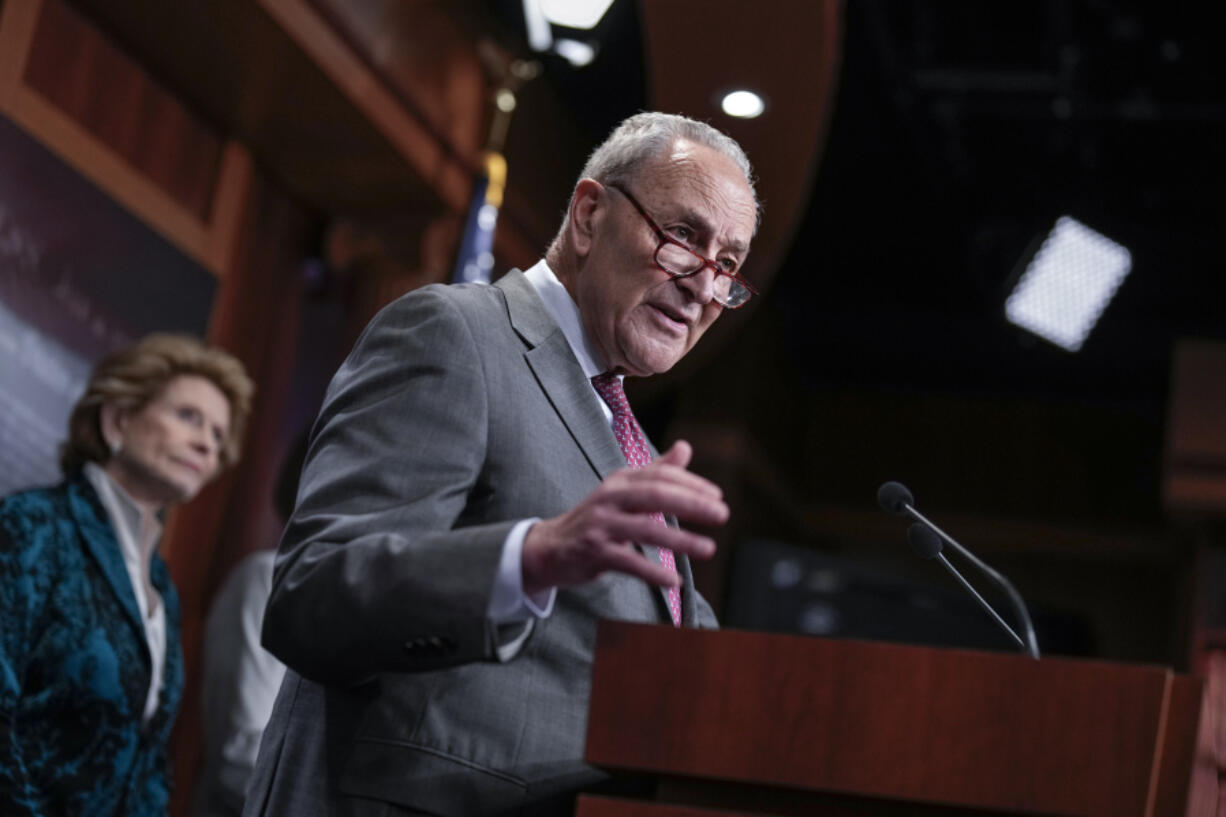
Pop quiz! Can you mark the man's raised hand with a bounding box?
[520,440,727,595]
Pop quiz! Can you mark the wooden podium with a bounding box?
[579,621,1216,817]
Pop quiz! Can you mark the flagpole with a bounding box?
[451,54,539,285]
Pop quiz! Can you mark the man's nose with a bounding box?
[676,264,717,304]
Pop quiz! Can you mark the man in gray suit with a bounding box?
[244,112,760,816]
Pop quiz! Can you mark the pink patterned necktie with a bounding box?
[591,372,682,627]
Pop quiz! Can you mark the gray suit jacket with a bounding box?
[244,271,717,817]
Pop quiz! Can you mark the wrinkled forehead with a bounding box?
[631,140,758,244]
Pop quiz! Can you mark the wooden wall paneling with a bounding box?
[207,141,253,275]
[308,0,485,168]
[71,0,450,213]
[259,0,472,213]
[1165,340,1226,514]
[307,0,546,270]
[5,86,216,268]
[68,0,561,275]
[22,0,223,222]
[0,0,231,277]
[263,0,549,284]
[0,0,39,108]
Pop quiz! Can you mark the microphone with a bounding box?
[877,481,913,516]
[878,481,1040,659]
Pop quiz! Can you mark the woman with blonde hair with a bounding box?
[0,333,253,817]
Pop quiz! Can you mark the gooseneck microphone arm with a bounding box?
[907,524,1030,654]
[880,482,1041,659]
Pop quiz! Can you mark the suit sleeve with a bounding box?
[0,515,47,817]
[263,287,522,686]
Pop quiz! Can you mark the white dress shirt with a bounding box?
[82,462,166,724]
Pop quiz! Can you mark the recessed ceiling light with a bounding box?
[721,90,765,119]
[540,0,615,30]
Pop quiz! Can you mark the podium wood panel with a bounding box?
[586,622,1193,817]
[575,795,754,817]
[1155,676,1215,817]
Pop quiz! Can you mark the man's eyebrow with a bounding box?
[674,207,749,256]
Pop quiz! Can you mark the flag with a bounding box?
[451,150,507,285]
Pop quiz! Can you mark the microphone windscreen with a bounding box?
[907,523,943,559]
[876,481,914,516]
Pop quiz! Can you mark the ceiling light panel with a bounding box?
[1005,217,1133,352]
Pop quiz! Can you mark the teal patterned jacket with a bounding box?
[0,475,184,816]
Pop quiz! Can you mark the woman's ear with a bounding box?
[567,179,605,258]
[99,402,126,455]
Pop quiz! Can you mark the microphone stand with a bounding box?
[905,504,1041,659]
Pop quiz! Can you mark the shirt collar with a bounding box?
[523,259,611,380]
[82,462,163,562]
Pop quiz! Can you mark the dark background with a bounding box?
[496,0,1226,661]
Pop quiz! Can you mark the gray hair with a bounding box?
[549,113,760,259]
[582,112,756,205]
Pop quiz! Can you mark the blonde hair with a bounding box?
[60,333,254,476]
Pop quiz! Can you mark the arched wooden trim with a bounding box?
[207,142,254,278]
[259,0,471,213]
[0,0,40,107]
[0,0,252,281]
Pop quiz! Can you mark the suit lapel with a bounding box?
[498,271,626,481]
[67,478,149,659]
[497,270,691,626]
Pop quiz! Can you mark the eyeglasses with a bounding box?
[607,184,757,309]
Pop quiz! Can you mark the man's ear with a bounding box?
[567,179,605,258]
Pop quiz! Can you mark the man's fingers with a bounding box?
[524,442,726,592]
[656,439,692,468]
[523,505,718,592]
[631,462,724,498]
[602,511,718,561]
[600,545,682,588]
[649,442,723,496]
[605,479,729,526]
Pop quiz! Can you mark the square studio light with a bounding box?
[1005,217,1132,352]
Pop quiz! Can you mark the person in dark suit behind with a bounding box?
[0,333,254,817]
[245,111,761,816]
